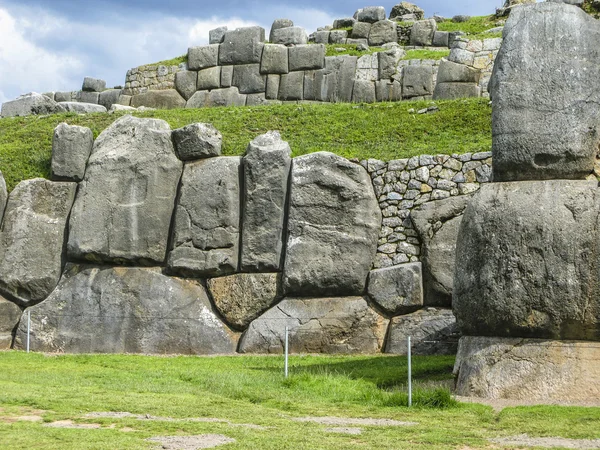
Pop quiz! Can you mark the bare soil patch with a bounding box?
[147,434,236,449]
[85,411,267,429]
[293,416,417,426]
[44,420,103,429]
[325,427,363,435]
[491,434,600,449]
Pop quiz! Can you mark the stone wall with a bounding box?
[123,64,183,96]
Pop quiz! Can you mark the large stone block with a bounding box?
[402,65,434,98]
[367,263,423,316]
[266,75,280,99]
[207,273,281,330]
[98,89,122,110]
[375,80,402,101]
[333,18,356,29]
[14,265,238,354]
[329,30,348,44]
[76,91,99,104]
[51,123,94,182]
[1,92,66,117]
[410,19,437,46]
[271,27,308,45]
[232,64,266,94]
[219,27,265,65]
[241,132,291,272]
[412,195,472,306]
[454,181,600,340]
[60,102,107,114]
[188,44,219,70]
[454,336,600,400]
[433,31,449,47]
[390,2,424,20]
[209,26,227,44]
[314,31,330,44]
[68,116,182,265]
[0,296,20,349]
[130,90,186,109]
[352,80,376,103]
[283,152,381,296]
[436,59,480,83]
[239,297,389,354]
[378,47,405,80]
[289,44,325,71]
[174,70,198,101]
[197,67,221,91]
[168,157,241,277]
[269,19,294,42]
[356,6,386,23]
[221,66,234,87]
[0,179,76,306]
[322,56,357,102]
[433,82,481,100]
[172,123,222,161]
[368,20,397,46]
[207,87,247,107]
[490,2,600,181]
[385,308,459,355]
[278,71,305,101]
[260,44,289,74]
[55,91,76,102]
[82,77,106,92]
[351,22,372,39]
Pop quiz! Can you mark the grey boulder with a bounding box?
[207,273,282,330]
[59,102,107,114]
[172,122,222,161]
[289,44,326,71]
[283,152,381,296]
[402,65,434,98]
[51,123,94,182]
[209,26,228,44]
[269,19,294,42]
[356,6,386,23]
[239,297,389,353]
[98,89,122,110]
[368,20,397,46]
[490,2,600,181]
[385,308,459,355]
[174,70,198,101]
[130,90,186,109]
[1,92,66,117]
[367,263,423,316]
[219,27,265,65]
[82,77,106,92]
[68,115,182,264]
[411,195,472,306]
[241,131,291,272]
[260,44,289,74]
[188,45,219,70]
[271,27,308,45]
[14,265,238,354]
[436,59,480,83]
[433,83,481,100]
[232,64,266,94]
[390,2,424,20]
[168,157,241,277]
[0,179,76,306]
[454,180,600,340]
[410,19,437,46]
[0,296,20,349]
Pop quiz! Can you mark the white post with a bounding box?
[26,310,31,353]
[407,336,412,407]
[284,326,289,378]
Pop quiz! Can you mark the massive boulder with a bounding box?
[130,90,186,109]
[0,179,76,306]
[367,263,423,316]
[385,308,459,355]
[171,123,222,161]
[1,92,66,117]
[490,2,600,181]
[207,273,282,330]
[239,297,388,354]
[411,195,472,306]
[240,132,291,272]
[68,115,183,265]
[0,296,21,349]
[454,180,600,340]
[13,265,238,354]
[59,102,107,114]
[219,27,265,65]
[283,152,381,297]
[51,123,94,182]
[168,157,241,277]
[390,2,424,20]
[0,170,6,225]
[410,20,437,46]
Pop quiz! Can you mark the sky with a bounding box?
[0,0,503,104]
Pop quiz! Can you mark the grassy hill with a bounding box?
[0,98,491,192]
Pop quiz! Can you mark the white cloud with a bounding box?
[188,18,260,45]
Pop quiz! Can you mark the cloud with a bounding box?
[188,18,260,45]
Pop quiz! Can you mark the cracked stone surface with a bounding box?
[0,295,20,349]
[238,297,388,354]
[454,336,600,401]
[454,180,600,340]
[14,265,238,354]
[490,2,600,181]
[168,157,241,278]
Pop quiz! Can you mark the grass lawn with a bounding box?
[0,352,599,449]
[0,98,491,192]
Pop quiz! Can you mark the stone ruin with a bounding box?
[453,2,600,401]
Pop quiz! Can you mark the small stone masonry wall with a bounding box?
[123,64,182,96]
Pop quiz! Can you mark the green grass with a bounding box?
[402,49,450,60]
[146,54,187,67]
[437,15,501,36]
[325,43,383,57]
[0,352,598,449]
[0,98,492,192]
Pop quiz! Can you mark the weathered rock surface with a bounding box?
[454,336,600,400]
[232,64,266,94]
[412,195,471,306]
[59,102,107,114]
[289,45,326,71]
[260,44,289,74]
[14,265,238,354]
[188,44,219,70]
[68,115,182,265]
[0,296,21,349]
[171,123,222,161]
[98,89,122,110]
[271,27,308,45]
[130,90,186,109]
[241,131,291,272]
[283,152,381,296]
[0,179,76,306]
[433,83,481,100]
[1,92,66,117]
[385,308,459,355]
[197,67,221,91]
[209,27,228,44]
[0,170,7,225]
[410,19,437,46]
[490,2,600,181]
[356,6,386,23]
[82,77,106,92]
[51,123,94,182]
[168,157,241,277]
[174,71,198,101]
[390,2,424,20]
[207,273,281,330]
[269,19,294,42]
[367,263,423,316]
[76,91,100,104]
[402,65,433,98]
[454,180,600,340]
[239,297,388,353]
[368,20,397,46]
[219,27,265,65]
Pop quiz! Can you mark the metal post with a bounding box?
[26,310,31,353]
[284,326,289,378]
[407,336,412,407]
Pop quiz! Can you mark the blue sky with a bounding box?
[0,0,503,103]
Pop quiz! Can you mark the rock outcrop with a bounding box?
[283,152,381,296]
[14,265,238,354]
[1,92,66,117]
